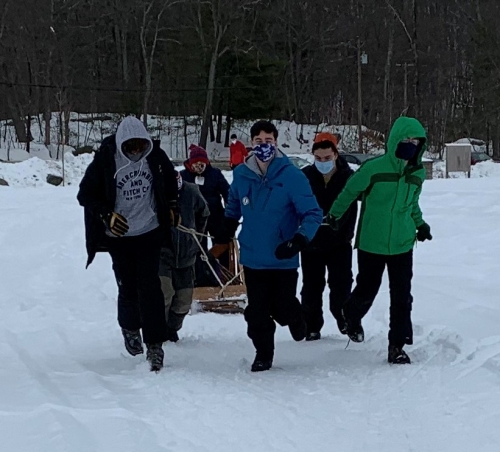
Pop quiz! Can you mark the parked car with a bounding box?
[288,155,311,170]
[471,152,494,165]
[340,152,377,165]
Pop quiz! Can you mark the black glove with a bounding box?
[214,217,239,244]
[416,222,432,242]
[325,213,340,232]
[275,233,308,260]
[168,201,181,227]
[102,212,129,237]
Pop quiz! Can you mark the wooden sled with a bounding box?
[177,225,247,314]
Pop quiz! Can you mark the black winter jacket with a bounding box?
[180,163,229,218]
[77,135,178,267]
[160,181,210,272]
[302,156,358,250]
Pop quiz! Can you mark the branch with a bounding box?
[385,0,413,45]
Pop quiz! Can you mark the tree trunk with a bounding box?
[200,50,218,148]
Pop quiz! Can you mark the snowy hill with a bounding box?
[1,176,500,451]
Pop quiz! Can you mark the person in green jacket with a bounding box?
[326,116,432,364]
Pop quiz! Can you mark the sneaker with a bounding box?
[146,343,164,372]
[121,328,144,356]
[288,317,307,342]
[166,329,179,343]
[342,310,364,343]
[251,354,273,372]
[388,345,411,364]
[306,332,321,341]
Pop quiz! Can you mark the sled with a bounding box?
[177,225,247,314]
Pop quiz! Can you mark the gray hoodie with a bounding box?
[109,116,159,237]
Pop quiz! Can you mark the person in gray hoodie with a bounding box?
[160,172,210,342]
[78,116,178,372]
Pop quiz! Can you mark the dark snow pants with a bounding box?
[108,228,168,344]
[343,249,413,347]
[300,243,353,333]
[160,265,195,333]
[243,267,303,360]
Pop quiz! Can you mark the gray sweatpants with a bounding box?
[160,265,195,332]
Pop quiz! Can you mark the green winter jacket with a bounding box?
[329,116,427,256]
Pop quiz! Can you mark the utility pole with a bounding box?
[357,37,368,153]
[357,37,363,154]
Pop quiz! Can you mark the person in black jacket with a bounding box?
[77,116,178,372]
[160,172,210,342]
[301,136,358,340]
[180,144,230,275]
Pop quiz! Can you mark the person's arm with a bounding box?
[289,169,323,242]
[77,154,107,217]
[329,164,372,220]
[193,186,210,233]
[411,184,424,228]
[216,169,230,204]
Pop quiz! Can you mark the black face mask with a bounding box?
[395,142,418,160]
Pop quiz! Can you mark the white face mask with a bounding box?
[231,139,237,144]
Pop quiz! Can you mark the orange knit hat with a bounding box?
[313,132,338,146]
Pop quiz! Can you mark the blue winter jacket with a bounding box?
[226,151,323,270]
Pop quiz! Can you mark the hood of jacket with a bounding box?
[385,116,427,172]
[115,116,153,164]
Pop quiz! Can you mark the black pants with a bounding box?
[343,249,413,347]
[108,228,167,344]
[243,267,303,360]
[300,243,353,333]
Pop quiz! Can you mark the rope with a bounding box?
[176,225,244,299]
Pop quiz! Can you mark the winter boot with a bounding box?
[166,329,179,343]
[336,318,348,335]
[146,343,164,372]
[121,328,144,356]
[288,316,307,342]
[342,310,364,343]
[251,353,273,372]
[306,332,321,341]
[388,345,411,364]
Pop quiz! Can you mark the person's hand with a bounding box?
[103,212,129,237]
[213,217,239,244]
[416,222,432,242]
[325,213,340,231]
[275,234,308,260]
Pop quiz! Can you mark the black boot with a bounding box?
[121,328,144,356]
[146,343,164,372]
[166,328,179,343]
[306,332,321,341]
[388,345,411,364]
[336,318,348,335]
[342,310,364,343]
[288,316,307,342]
[251,353,273,372]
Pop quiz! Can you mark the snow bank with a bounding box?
[0,153,93,187]
[432,160,500,179]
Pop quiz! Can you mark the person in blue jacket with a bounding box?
[213,120,323,372]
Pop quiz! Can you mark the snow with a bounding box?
[1,173,500,451]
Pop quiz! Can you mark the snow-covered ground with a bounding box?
[1,173,500,451]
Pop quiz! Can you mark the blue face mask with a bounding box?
[253,143,276,162]
[395,142,418,161]
[314,159,335,174]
